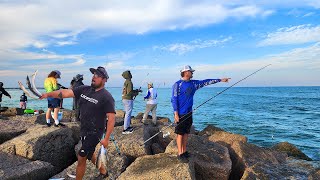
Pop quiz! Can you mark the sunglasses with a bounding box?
[93,73,104,78]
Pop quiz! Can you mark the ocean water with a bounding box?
[1,86,320,161]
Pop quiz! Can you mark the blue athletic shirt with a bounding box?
[171,79,221,115]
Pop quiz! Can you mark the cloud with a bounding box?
[258,24,320,46]
[0,1,271,51]
[154,37,232,55]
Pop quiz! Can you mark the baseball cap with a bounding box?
[147,82,153,86]
[90,66,109,79]
[54,70,61,78]
[74,74,84,81]
[180,65,195,73]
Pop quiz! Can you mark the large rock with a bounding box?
[73,138,129,179]
[0,152,55,180]
[112,124,159,161]
[0,118,30,144]
[118,153,196,180]
[231,141,287,179]
[0,107,18,116]
[165,134,232,180]
[0,124,77,171]
[272,141,312,161]
[206,129,248,179]
[198,124,225,136]
[60,109,76,122]
[242,158,317,180]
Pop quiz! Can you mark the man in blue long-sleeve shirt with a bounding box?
[171,65,230,163]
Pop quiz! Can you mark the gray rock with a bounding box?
[0,118,29,144]
[0,124,77,171]
[118,153,196,180]
[0,152,55,180]
[165,134,232,180]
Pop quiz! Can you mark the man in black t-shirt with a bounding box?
[40,66,115,179]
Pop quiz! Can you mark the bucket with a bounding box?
[51,111,63,120]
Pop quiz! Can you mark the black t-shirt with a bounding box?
[73,85,116,137]
[20,95,27,102]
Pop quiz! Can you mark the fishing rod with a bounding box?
[142,64,272,145]
[133,72,149,100]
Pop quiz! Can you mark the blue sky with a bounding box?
[0,0,319,88]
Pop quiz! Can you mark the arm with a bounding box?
[39,89,75,99]
[194,79,221,90]
[100,112,115,148]
[144,90,151,100]
[2,89,11,98]
[171,83,179,123]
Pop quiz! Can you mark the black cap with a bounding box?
[90,66,109,79]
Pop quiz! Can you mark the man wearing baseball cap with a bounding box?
[171,65,230,163]
[40,66,115,179]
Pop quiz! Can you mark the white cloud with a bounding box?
[154,37,232,55]
[258,24,320,46]
[192,42,320,86]
[0,1,270,51]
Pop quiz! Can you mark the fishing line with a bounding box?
[142,64,272,145]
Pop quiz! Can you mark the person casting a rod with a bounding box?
[171,65,230,163]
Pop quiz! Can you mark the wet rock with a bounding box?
[165,134,232,180]
[272,141,312,161]
[0,151,55,180]
[115,117,124,127]
[118,153,196,180]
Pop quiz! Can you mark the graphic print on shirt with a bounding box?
[80,94,98,104]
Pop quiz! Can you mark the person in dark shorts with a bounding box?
[19,93,28,109]
[40,66,115,179]
[171,65,230,163]
[44,70,64,127]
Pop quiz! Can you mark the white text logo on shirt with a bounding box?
[80,94,98,104]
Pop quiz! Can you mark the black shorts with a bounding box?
[175,113,193,135]
[47,98,61,108]
[78,134,101,160]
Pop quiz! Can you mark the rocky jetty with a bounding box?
[0,107,319,180]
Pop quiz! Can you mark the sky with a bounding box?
[0,0,320,88]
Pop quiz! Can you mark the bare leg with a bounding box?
[176,134,183,155]
[182,134,188,154]
[46,108,52,120]
[53,107,60,122]
[76,155,87,180]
